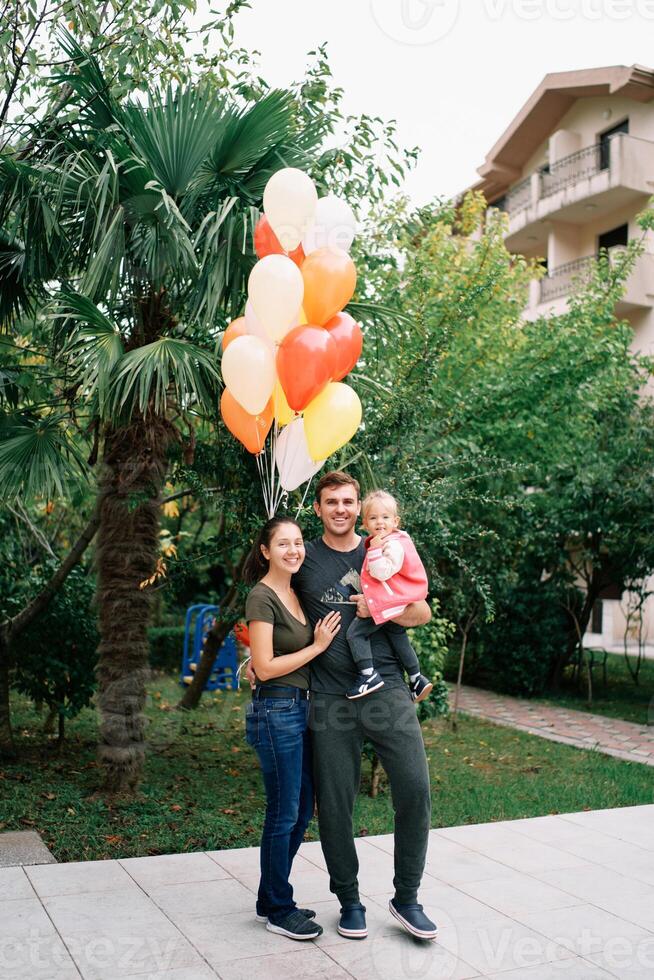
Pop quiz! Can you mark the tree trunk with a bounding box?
[451,629,469,733]
[369,753,383,798]
[551,582,599,691]
[178,583,240,710]
[0,630,16,759]
[94,416,173,798]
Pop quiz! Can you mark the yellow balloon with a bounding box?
[273,380,295,426]
[304,383,362,461]
[298,307,308,325]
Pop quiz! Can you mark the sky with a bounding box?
[222,0,654,206]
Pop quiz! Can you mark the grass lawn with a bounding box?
[2,672,652,864]
[533,651,654,725]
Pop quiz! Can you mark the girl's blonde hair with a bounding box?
[361,489,401,522]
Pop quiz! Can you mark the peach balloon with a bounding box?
[222,317,247,351]
[220,389,273,455]
[301,246,356,326]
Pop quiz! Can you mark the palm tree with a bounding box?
[0,33,322,795]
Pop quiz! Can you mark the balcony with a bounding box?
[497,133,654,253]
[539,255,594,304]
[533,249,654,312]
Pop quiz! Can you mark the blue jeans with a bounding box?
[245,688,314,924]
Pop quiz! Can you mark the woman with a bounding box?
[243,515,341,941]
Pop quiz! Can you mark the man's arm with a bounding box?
[351,595,431,627]
[391,599,431,628]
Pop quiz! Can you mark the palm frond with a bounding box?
[110,336,221,418]
[203,90,302,189]
[0,415,87,499]
[54,29,124,131]
[123,86,225,197]
[0,230,29,322]
[54,291,124,416]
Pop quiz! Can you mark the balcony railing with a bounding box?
[503,175,532,216]
[539,255,595,303]
[540,143,605,199]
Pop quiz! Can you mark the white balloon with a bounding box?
[244,300,274,352]
[248,254,304,344]
[302,194,357,255]
[263,168,318,252]
[275,417,325,492]
[221,335,275,415]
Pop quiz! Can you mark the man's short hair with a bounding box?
[314,470,361,505]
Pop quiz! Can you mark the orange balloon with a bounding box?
[301,247,357,326]
[222,317,247,351]
[220,389,273,454]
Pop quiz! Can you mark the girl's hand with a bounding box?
[314,611,341,652]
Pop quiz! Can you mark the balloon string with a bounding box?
[295,477,313,521]
[255,451,269,517]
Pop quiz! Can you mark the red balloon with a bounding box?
[323,313,363,381]
[253,215,304,267]
[276,325,337,412]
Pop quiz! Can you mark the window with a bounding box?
[591,600,604,635]
[598,118,629,170]
[598,224,629,252]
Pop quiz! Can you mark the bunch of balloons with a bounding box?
[220,167,363,515]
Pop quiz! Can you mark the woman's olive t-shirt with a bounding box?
[245,582,313,689]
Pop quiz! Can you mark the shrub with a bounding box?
[461,575,571,697]
[148,626,187,673]
[12,566,98,737]
[408,597,454,721]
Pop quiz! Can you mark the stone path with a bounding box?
[2,805,654,978]
[448,683,654,766]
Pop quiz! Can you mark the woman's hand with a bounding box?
[313,610,341,652]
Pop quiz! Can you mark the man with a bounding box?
[292,470,437,942]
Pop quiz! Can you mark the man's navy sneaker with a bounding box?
[337,902,368,938]
[346,671,385,700]
[266,908,323,940]
[389,898,437,940]
[409,674,434,703]
[256,907,316,923]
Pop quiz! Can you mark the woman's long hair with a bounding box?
[242,516,303,585]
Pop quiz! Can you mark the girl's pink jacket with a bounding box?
[360,529,429,625]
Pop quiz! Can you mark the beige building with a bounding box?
[465,65,654,652]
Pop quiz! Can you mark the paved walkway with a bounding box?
[2,805,654,978]
[449,683,654,767]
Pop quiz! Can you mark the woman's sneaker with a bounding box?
[409,674,433,703]
[346,671,385,699]
[266,909,323,940]
[256,908,316,922]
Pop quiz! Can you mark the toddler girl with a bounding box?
[346,490,433,702]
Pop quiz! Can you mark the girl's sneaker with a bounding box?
[346,670,385,699]
[409,675,433,703]
[266,909,323,940]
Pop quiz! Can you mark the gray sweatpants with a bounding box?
[309,684,431,906]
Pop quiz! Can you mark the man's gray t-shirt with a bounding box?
[293,537,405,695]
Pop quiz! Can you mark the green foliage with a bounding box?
[360,191,654,695]
[408,598,454,721]
[12,567,98,724]
[459,572,573,697]
[148,626,186,673]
